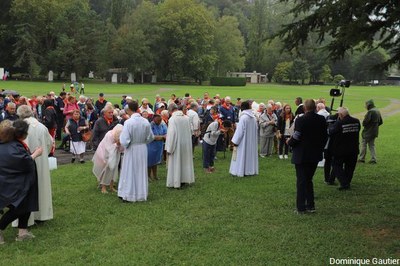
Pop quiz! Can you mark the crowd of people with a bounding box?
[0,87,384,243]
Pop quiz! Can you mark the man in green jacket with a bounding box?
[359,99,383,164]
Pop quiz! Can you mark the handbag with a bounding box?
[48,156,57,170]
[81,129,92,142]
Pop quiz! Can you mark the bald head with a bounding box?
[317,103,326,111]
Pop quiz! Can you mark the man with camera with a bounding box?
[328,107,360,190]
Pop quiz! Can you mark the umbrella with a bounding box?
[1,89,19,96]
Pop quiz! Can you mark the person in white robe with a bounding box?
[16,105,53,226]
[118,101,154,202]
[92,124,124,193]
[229,101,259,177]
[165,104,195,188]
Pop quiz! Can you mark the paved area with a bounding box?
[53,147,95,165]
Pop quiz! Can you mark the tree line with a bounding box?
[0,0,393,84]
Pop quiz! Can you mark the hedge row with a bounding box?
[210,77,246,86]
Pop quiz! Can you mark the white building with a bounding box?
[227,71,267,84]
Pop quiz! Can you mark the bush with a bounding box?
[333,74,345,83]
[210,77,246,86]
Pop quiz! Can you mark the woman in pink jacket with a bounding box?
[63,95,79,121]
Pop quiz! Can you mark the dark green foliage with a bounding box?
[210,77,246,86]
[277,0,400,68]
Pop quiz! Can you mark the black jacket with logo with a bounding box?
[328,115,360,157]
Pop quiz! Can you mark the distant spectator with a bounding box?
[0,102,19,122]
[358,99,383,164]
[95,93,107,113]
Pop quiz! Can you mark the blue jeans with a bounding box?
[203,141,216,169]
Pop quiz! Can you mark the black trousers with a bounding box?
[0,205,30,230]
[56,116,64,140]
[333,153,358,189]
[324,149,335,183]
[202,141,216,169]
[279,136,290,155]
[295,163,318,211]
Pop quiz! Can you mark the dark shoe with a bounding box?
[80,160,85,164]
[368,160,377,164]
[71,158,75,163]
[324,181,336,186]
[358,159,365,163]
[338,186,350,191]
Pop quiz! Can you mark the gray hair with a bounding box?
[337,107,349,116]
[189,102,198,109]
[102,104,114,113]
[17,105,33,119]
[168,103,178,113]
[161,110,169,117]
[7,102,16,108]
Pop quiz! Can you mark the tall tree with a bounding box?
[353,49,389,84]
[246,0,268,72]
[288,58,310,84]
[112,1,159,82]
[158,0,216,83]
[273,61,292,83]
[0,0,14,69]
[11,0,104,79]
[277,0,400,68]
[213,16,245,76]
[11,0,66,77]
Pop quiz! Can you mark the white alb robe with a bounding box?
[165,111,195,188]
[118,113,154,202]
[229,110,259,177]
[13,117,53,227]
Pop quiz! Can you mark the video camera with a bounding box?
[329,80,350,112]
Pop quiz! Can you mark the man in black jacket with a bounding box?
[328,107,360,190]
[55,92,66,140]
[288,99,327,214]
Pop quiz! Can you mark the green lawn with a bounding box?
[1,81,399,265]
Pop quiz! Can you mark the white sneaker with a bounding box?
[284,155,288,159]
[279,155,283,159]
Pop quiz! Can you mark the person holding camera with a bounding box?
[328,107,360,190]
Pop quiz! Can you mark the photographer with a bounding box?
[328,107,360,190]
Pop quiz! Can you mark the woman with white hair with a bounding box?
[92,105,118,150]
[92,124,124,193]
[139,98,154,119]
[259,104,277,157]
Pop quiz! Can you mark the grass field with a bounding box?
[1,81,399,265]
